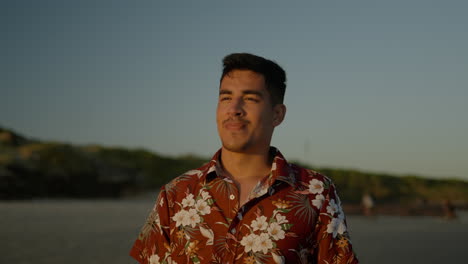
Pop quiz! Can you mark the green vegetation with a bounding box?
[290,160,468,204]
[0,126,206,199]
[1,126,467,204]
[310,167,468,204]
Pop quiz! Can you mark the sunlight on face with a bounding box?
[216,70,284,154]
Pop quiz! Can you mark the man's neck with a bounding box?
[220,147,273,181]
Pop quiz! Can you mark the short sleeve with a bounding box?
[313,182,359,264]
[130,187,172,264]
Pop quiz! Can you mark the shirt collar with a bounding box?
[203,147,296,188]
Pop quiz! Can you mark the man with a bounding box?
[130,53,358,264]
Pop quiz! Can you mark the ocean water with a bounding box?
[1,198,466,264]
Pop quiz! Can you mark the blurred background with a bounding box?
[1,0,467,263]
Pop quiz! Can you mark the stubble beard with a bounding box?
[218,117,253,153]
[220,134,253,153]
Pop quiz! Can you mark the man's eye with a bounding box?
[220,97,231,101]
[245,97,259,102]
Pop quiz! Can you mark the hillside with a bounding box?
[0,126,205,199]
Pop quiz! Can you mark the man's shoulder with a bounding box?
[161,161,214,191]
[157,161,215,207]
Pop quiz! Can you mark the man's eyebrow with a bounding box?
[219,89,232,95]
[242,90,264,97]
[218,89,264,97]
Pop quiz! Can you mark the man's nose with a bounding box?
[227,98,245,117]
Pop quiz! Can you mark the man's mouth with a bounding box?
[223,119,248,131]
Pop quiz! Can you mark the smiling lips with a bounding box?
[223,119,248,131]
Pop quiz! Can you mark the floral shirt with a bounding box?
[130,147,358,264]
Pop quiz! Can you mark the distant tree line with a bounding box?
[1,126,467,204]
[304,165,468,204]
[0,127,206,199]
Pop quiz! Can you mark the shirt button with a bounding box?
[229,194,235,200]
[230,228,236,234]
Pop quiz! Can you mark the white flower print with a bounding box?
[159,197,164,207]
[200,190,211,201]
[251,215,268,231]
[308,179,324,194]
[185,208,201,228]
[311,194,325,209]
[337,211,345,220]
[240,210,292,256]
[172,209,188,227]
[195,199,211,215]
[337,218,347,235]
[255,233,274,254]
[173,188,214,247]
[240,233,259,253]
[275,214,288,224]
[267,222,285,241]
[181,193,195,208]
[149,254,160,264]
[326,199,339,216]
[326,217,346,238]
[326,217,339,237]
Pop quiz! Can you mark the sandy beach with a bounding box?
[1,197,466,264]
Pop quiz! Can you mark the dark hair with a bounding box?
[221,53,286,105]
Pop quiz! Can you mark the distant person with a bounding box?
[130,53,358,263]
[442,199,457,220]
[361,193,375,216]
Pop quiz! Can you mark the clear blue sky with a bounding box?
[2,0,467,179]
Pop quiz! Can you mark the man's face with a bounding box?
[216,70,284,154]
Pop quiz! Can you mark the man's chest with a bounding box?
[167,182,318,263]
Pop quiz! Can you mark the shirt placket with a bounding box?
[224,180,242,264]
[224,182,275,263]
[204,177,238,263]
[207,178,246,263]
[208,155,281,263]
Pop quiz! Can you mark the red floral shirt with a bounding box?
[130,148,358,264]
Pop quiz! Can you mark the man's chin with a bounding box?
[221,142,250,153]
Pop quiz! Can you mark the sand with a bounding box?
[1,198,467,264]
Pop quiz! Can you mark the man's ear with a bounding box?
[272,104,286,127]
